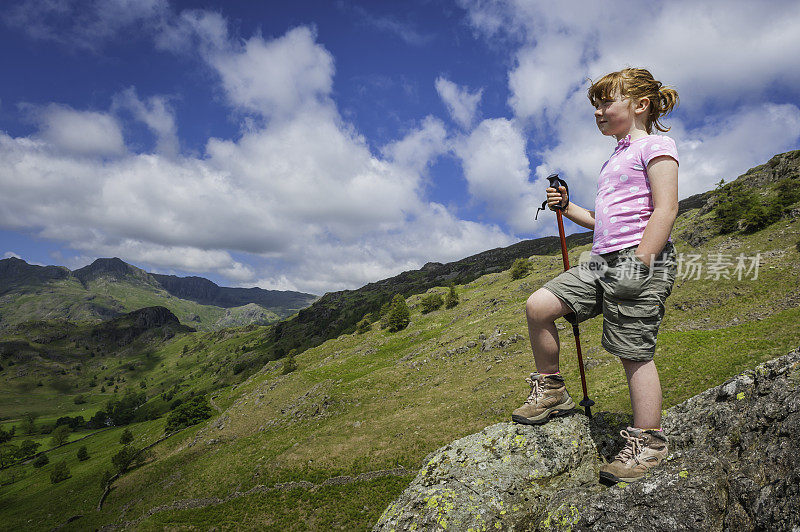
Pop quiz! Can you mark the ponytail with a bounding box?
[588,68,679,134]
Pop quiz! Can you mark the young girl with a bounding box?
[511,68,680,484]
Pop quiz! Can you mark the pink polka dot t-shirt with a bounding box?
[592,134,679,255]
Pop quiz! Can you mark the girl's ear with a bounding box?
[634,97,650,116]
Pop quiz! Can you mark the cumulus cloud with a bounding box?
[33,105,125,156]
[435,77,483,129]
[113,88,179,156]
[0,17,517,293]
[3,251,21,259]
[459,0,800,230]
[206,26,335,118]
[455,118,540,232]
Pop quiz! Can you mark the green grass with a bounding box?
[1,213,799,530]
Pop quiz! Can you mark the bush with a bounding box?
[32,453,49,468]
[0,444,18,468]
[105,391,146,426]
[86,410,108,429]
[111,445,139,474]
[100,470,113,490]
[164,396,213,433]
[50,460,71,483]
[0,427,10,444]
[420,293,444,314]
[282,350,298,375]
[73,394,87,404]
[444,284,459,309]
[77,446,89,461]
[386,294,411,332]
[355,318,372,334]
[119,428,133,445]
[510,258,532,280]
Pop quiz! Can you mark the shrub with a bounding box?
[282,350,298,375]
[77,446,89,461]
[420,293,444,314]
[32,453,49,468]
[386,294,411,332]
[105,391,146,426]
[73,394,87,404]
[87,410,108,429]
[510,258,532,280]
[0,427,10,444]
[111,445,139,474]
[164,396,213,433]
[355,318,372,334]
[50,460,71,483]
[119,428,133,445]
[445,284,459,309]
[100,470,113,490]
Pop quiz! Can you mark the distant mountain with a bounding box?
[0,257,318,331]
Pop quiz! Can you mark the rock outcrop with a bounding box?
[375,348,800,531]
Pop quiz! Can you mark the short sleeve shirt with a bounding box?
[592,134,679,255]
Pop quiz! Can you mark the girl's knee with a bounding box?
[526,289,559,322]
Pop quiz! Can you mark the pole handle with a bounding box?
[534,173,570,220]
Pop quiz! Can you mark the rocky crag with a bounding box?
[375,347,800,531]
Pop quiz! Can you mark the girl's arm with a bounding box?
[635,156,679,267]
[547,186,595,230]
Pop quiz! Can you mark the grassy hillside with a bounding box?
[1,150,798,530]
[1,206,798,530]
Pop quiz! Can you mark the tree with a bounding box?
[111,445,139,474]
[420,293,444,314]
[21,412,37,435]
[16,440,40,459]
[282,349,298,375]
[510,258,532,280]
[0,426,11,444]
[386,294,411,332]
[119,428,134,445]
[355,317,372,334]
[0,443,19,468]
[100,469,113,490]
[51,425,71,447]
[445,283,459,309]
[165,396,213,433]
[50,460,71,483]
[73,394,87,404]
[33,453,49,468]
[77,446,89,461]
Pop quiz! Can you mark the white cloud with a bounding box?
[3,251,21,259]
[458,0,800,235]
[455,118,541,232]
[35,105,125,156]
[0,20,518,293]
[207,26,334,118]
[113,88,179,156]
[435,77,483,129]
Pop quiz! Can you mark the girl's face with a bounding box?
[593,94,637,139]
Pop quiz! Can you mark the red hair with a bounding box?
[588,68,679,133]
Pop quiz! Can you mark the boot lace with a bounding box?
[615,429,645,463]
[524,375,545,405]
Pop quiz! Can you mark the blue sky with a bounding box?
[1,0,799,295]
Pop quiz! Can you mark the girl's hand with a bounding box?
[546,186,569,211]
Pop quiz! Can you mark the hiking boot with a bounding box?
[599,427,669,484]
[511,372,575,425]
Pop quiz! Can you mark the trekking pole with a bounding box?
[535,173,595,418]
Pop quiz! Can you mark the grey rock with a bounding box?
[376,348,800,531]
[373,415,598,531]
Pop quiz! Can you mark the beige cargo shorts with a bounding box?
[542,241,678,362]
